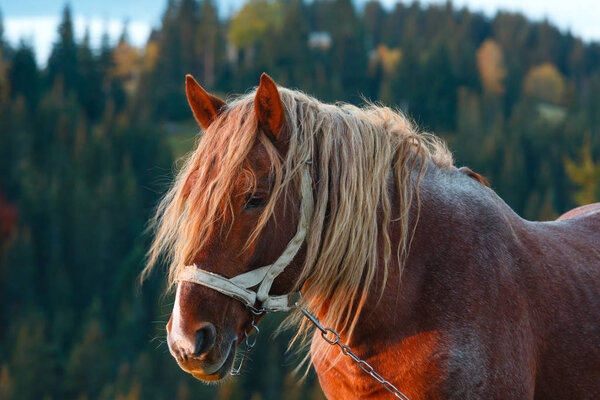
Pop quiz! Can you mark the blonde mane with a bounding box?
[144,87,453,365]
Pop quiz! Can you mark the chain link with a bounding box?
[231,311,262,375]
[230,304,284,375]
[300,308,410,400]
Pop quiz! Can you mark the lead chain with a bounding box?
[231,311,262,375]
[300,308,410,400]
[231,304,410,400]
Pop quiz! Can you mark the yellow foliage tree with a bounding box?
[564,138,600,205]
[0,364,13,399]
[524,62,565,104]
[112,38,141,93]
[228,0,283,49]
[476,39,506,94]
[370,45,402,104]
[112,39,140,80]
[143,39,159,72]
[372,45,402,76]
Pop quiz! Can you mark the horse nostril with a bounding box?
[194,329,204,354]
[194,323,216,357]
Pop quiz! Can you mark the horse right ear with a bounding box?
[185,75,226,130]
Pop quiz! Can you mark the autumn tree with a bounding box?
[524,62,566,104]
[565,138,600,205]
[228,0,283,52]
[477,39,506,94]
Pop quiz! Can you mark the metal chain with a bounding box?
[231,308,262,375]
[300,307,410,400]
[230,302,410,400]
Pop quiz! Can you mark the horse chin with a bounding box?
[188,341,237,382]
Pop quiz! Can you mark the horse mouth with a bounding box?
[189,340,237,381]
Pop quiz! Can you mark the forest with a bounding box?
[1,0,599,399]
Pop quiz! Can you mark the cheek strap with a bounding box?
[176,166,314,312]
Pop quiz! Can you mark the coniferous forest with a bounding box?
[1,0,600,399]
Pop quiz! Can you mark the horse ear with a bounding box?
[185,75,226,130]
[255,73,285,143]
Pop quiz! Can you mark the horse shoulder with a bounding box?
[312,332,452,400]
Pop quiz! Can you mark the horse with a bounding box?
[144,73,600,399]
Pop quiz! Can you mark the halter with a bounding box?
[176,165,314,312]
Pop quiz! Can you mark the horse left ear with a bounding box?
[186,75,226,130]
[255,73,285,143]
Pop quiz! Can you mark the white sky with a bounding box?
[431,0,600,40]
[4,16,151,63]
[1,0,599,66]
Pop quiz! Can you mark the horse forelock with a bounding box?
[144,86,454,366]
[144,96,278,286]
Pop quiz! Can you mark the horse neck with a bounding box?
[347,160,528,345]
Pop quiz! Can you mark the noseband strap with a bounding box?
[177,166,314,312]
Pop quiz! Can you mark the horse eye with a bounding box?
[244,195,266,209]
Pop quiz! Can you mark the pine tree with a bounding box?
[364,0,385,49]
[65,319,111,398]
[9,42,40,111]
[150,0,187,119]
[329,0,368,101]
[197,0,220,87]
[0,9,10,104]
[47,5,79,94]
[77,30,105,120]
[261,0,311,88]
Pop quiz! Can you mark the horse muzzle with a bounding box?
[167,321,238,381]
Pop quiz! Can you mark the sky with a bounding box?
[1,0,599,65]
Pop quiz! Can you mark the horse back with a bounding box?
[554,202,600,250]
[557,202,600,221]
[527,202,600,398]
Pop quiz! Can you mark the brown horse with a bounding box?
[144,73,600,399]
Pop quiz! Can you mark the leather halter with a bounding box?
[176,166,314,312]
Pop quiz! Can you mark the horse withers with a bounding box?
[144,73,600,399]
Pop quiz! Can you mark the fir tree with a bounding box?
[47,5,78,94]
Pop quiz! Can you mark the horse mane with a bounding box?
[458,166,489,186]
[144,87,454,363]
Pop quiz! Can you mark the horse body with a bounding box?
[146,74,600,399]
[313,164,600,399]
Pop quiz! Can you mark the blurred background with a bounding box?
[1,0,599,399]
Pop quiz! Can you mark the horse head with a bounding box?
[153,74,307,381]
